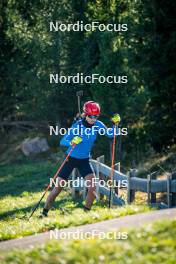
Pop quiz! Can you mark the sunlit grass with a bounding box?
[0,159,152,241]
[0,189,151,241]
[0,219,175,263]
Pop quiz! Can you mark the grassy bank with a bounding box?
[0,219,175,263]
[0,159,152,241]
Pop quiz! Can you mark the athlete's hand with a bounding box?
[111,113,121,125]
[71,136,82,145]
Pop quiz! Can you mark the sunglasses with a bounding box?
[88,115,99,119]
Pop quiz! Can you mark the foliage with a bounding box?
[0,219,175,263]
[0,0,176,158]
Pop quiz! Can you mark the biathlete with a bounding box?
[41,101,120,217]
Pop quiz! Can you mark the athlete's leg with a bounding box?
[84,173,96,210]
[44,177,66,210]
[77,158,96,210]
[41,156,76,216]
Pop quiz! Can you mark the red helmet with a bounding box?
[83,101,101,116]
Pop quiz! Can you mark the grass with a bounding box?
[136,144,176,178]
[0,219,175,263]
[0,158,152,241]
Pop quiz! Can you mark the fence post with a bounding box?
[95,156,101,202]
[171,172,176,207]
[71,168,76,198]
[151,174,157,204]
[167,174,171,208]
[127,169,136,203]
[147,174,151,205]
[75,169,80,199]
[114,162,120,196]
[97,155,105,200]
[82,174,87,200]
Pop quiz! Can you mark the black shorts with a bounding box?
[59,156,94,181]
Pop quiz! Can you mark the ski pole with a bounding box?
[117,123,122,172]
[109,125,117,208]
[28,144,76,219]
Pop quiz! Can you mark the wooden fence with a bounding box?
[71,155,176,208]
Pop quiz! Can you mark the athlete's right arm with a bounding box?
[60,122,79,147]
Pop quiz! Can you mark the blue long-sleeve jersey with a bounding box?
[60,119,119,159]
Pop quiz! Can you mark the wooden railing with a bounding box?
[71,155,176,208]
